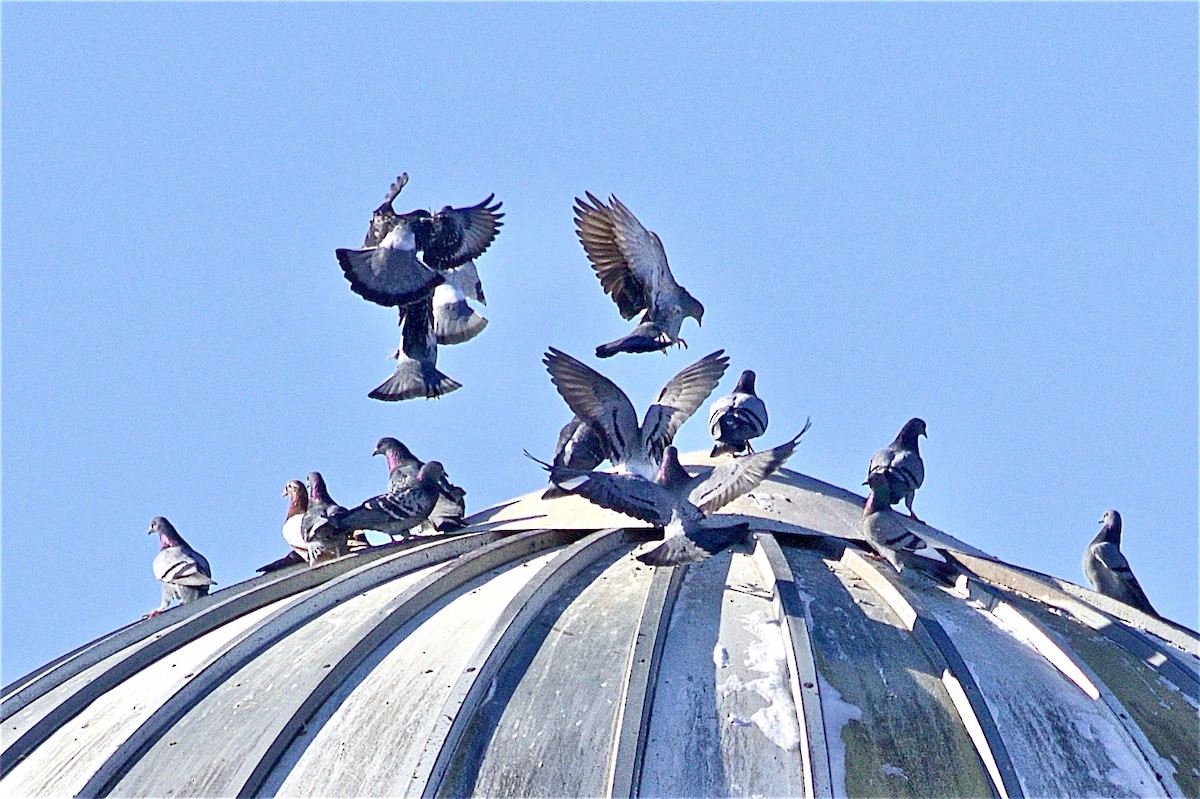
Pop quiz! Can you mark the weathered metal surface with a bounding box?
[916,576,1164,798]
[790,548,993,799]
[607,562,687,798]
[639,550,807,797]
[441,541,652,798]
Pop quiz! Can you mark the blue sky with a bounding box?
[3,3,1196,683]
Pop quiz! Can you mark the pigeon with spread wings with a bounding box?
[544,347,728,479]
[574,193,704,358]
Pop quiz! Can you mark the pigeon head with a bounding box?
[681,291,705,326]
[307,472,333,505]
[1098,509,1122,543]
[148,516,183,548]
[282,480,308,517]
[374,437,416,469]
[657,446,692,489]
[896,418,928,448]
[417,461,446,485]
[735,370,757,395]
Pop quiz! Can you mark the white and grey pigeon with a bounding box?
[574,193,704,358]
[372,296,462,401]
[541,415,605,500]
[432,260,488,345]
[861,471,928,573]
[256,479,310,573]
[339,461,448,541]
[337,437,466,537]
[146,517,215,618]
[540,436,803,567]
[1083,510,1160,618]
[301,472,351,566]
[544,347,729,480]
[867,418,927,522]
[708,369,769,457]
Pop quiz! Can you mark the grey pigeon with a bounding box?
[861,471,928,573]
[539,436,803,567]
[574,194,704,358]
[367,437,467,532]
[301,472,351,566]
[146,517,215,617]
[340,461,448,541]
[541,416,605,500]
[371,297,462,401]
[708,370,769,457]
[1083,510,1160,618]
[544,348,729,480]
[867,418,927,522]
[432,260,489,345]
[256,480,309,573]
[413,197,504,271]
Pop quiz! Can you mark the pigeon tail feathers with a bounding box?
[370,362,462,401]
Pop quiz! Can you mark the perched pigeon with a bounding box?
[861,471,928,573]
[541,416,605,500]
[708,370,769,457]
[301,472,351,565]
[1083,510,1160,618]
[256,480,309,573]
[538,436,803,567]
[432,261,489,345]
[340,461,449,541]
[146,517,215,617]
[371,297,462,401]
[573,193,704,358]
[544,348,729,480]
[867,418,927,522]
[366,437,467,533]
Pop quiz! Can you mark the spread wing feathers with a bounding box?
[154,548,215,587]
[636,523,751,567]
[418,196,504,270]
[688,424,807,515]
[336,226,444,308]
[433,283,488,345]
[641,350,730,460]
[1089,542,1158,613]
[555,470,674,527]
[364,174,409,247]
[544,348,639,463]
[594,317,672,358]
[574,193,651,320]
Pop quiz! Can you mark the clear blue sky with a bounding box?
[3,3,1196,683]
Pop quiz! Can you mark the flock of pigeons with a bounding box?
[143,175,1165,623]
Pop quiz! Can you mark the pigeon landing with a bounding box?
[301,472,351,566]
[573,193,703,358]
[861,472,928,573]
[146,517,215,618]
[541,416,605,500]
[1083,510,1160,618]
[866,418,927,522]
[371,297,462,401]
[544,348,729,480]
[708,370,769,457]
[256,480,309,573]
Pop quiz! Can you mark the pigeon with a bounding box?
[301,472,351,565]
[366,437,467,533]
[861,471,928,573]
[708,370,769,457]
[541,416,605,500]
[256,480,309,573]
[432,260,489,345]
[339,461,449,541]
[412,197,504,271]
[146,517,215,617]
[371,297,462,401]
[1083,510,1160,618]
[867,418,927,522]
[573,193,704,358]
[544,347,729,480]
[537,435,804,567]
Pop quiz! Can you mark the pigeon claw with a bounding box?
[142,610,163,620]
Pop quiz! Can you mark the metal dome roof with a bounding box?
[3,456,1197,798]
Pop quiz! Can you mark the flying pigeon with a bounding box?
[301,471,351,565]
[538,435,803,567]
[371,297,462,401]
[573,193,704,358]
[1083,510,1160,618]
[432,260,489,345]
[366,437,467,533]
[708,370,769,457]
[145,517,215,617]
[867,418,927,522]
[861,471,928,573]
[256,480,309,573]
[541,415,605,500]
[544,347,729,480]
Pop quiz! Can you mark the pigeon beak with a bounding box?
[281,487,289,497]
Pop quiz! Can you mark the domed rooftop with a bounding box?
[3,456,1197,798]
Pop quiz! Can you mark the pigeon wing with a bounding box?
[574,193,649,320]
[641,350,730,461]
[688,427,805,516]
[419,196,504,270]
[608,195,675,292]
[1090,542,1158,613]
[337,225,444,308]
[636,522,750,567]
[558,471,674,526]
[544,348,640,464]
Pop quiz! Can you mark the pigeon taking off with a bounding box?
[371,297,462,401]
[573,194,704,358]
[302,472,351,565]
[146,517,215,617]
[544,348,729,480]
[708,370,769,457]
[861,472,928,573]
[541,416,605,500]
[367,437,467,533]
[256,480,310,573]
[867,418,927,522]
[1083,510,1160,618]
